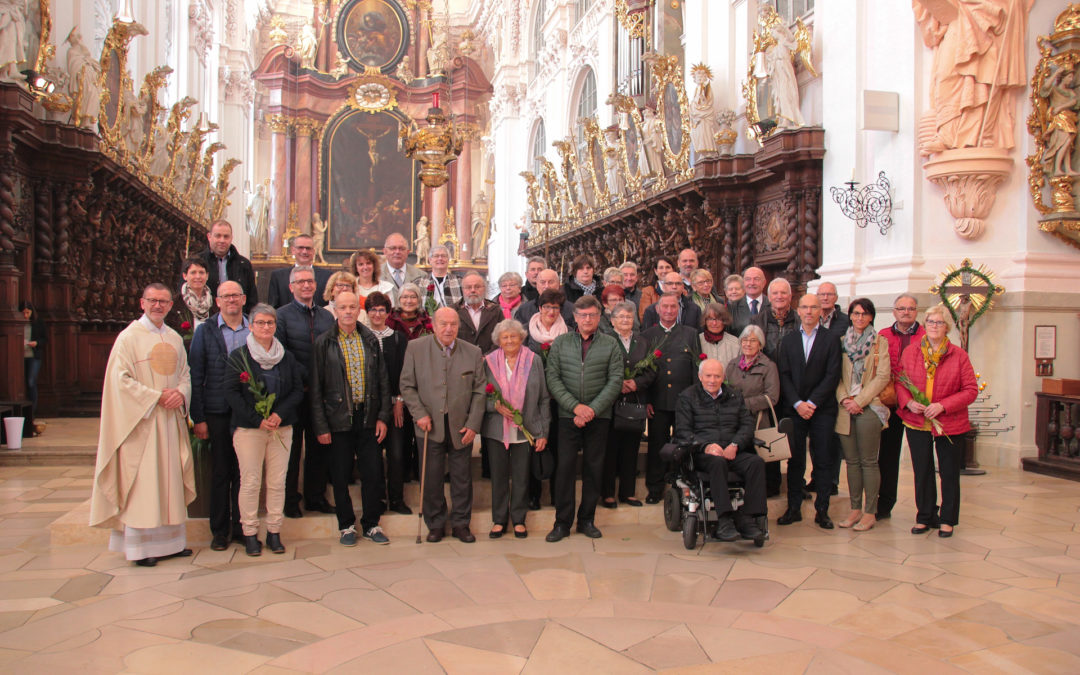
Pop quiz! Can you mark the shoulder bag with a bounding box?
[755,395,791,463]
[871,338,897,408]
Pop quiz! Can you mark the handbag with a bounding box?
[754,395,791,463]
[871,338,897,407]
[613,400,648,434]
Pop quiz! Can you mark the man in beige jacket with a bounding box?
[400,307,486,543]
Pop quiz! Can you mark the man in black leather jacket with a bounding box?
[674,358,766,541]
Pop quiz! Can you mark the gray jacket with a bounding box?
[481,354,551,443]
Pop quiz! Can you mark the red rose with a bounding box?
[427,283,435,292]
[541,342,551,351]
[180,321,192,331]
[239,371,250,383]
[699,353,707,360]
[485,383,495,394]
[653,349,663,358]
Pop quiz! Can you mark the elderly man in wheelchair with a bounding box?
[666,358,768,546]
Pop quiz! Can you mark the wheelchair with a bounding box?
[661,441,770,550]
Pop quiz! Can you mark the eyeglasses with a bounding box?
[334,282,354,289]
[925,319,948,327]
[894,306,917,312]
[385,246,407,251]
[540,305,560,312]
[252,320,276,327]
[293,245,313,251]
[291,279,316,285]
[575,312,600,319]
[849,311,869,317]
[142,298,170,306]
[218,293,244,300]
[367,307,388,314]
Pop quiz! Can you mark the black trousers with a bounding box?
[877,408,904,516]
[329,408,385,532]
[603,425,642,500]
[555,417,608,527]
[786,412,836,513]
[285,394,331,509]
[421,415,473,531]
[382,407,412,506]
[695,450,768,516]
[206,412,240,539]
[906,428,963,527]
[487,437,530,526]
[529,401,559,502]
[646,409,676,496]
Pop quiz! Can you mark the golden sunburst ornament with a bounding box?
[930,258,1005,351]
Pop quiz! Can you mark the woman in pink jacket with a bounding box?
[896,304,978,538]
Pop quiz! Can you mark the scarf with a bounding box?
[182,282,213,322]
[370,325,395,349]
[702,328,727,344]
[246,332,284,369]
[842,325,876,383]
[573,278,596,296]
[529,312,567,344]
[485,347,535,447]
[920,335,949,378]
[738,353,759,371]
[498,294,522,319]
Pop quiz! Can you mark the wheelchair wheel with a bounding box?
[682,514,698,550]
[663,486,683,532]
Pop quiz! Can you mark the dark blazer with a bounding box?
[481,354,551,442]
[373,329,410,397]
[821,308,850,335]
[25,316,46,360]
[199,244,258,315]
[521,280,539,303]
[750,308,799,363]
[266,266,331,309]
[778,325,842,418]
[728,295,771,337]
[310,323,392,434]
[275,300,336,377]
[641,298,702,331]
[399,335,486,446]
[562,281,597,304]
[641,324,700,411]
[190,316,246,421]
[455,299,503,354]
[515,298,576,330]
[225,346,306,429]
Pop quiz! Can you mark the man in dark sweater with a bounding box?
[199,220,257,315]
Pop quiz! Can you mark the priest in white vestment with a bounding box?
[90,283,197,566]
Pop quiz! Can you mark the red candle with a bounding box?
[432,92,440,109]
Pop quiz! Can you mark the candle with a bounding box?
[849,168,855,183]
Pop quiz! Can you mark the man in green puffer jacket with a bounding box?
[544,295,623,542]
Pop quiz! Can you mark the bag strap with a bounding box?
[869,337,881,380]
[762,394,779,427]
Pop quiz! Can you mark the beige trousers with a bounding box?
[233,426,293,536]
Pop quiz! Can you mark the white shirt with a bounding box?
[465,303,484,330]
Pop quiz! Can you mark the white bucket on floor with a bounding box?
[4,417,24,449]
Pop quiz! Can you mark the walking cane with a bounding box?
[416,428,429,544]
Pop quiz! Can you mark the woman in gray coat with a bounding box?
[725,323,782,496]
[482,319,550,538]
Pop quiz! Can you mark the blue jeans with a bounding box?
[24,358,41,415]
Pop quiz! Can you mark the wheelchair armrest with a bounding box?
[777,417,795,436]
[753,437,767,448]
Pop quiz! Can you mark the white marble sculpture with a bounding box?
[413,216,430,265]
[760,7,804,129]
[0,0,28,83]
[641,108,666,177]
[246,181,270,257]
[311,212,327,264]
[65,27,102,129]
[297,23,318,71]
[689,64,720,160]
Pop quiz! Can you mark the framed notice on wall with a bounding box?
[1035,325,1056,377]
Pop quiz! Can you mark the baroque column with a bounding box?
[268,114,291,256]
[294,118,318,233]
[455,140,472,259]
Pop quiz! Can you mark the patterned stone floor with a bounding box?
[2,462,1080,673]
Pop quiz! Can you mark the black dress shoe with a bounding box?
[777,508,803,525]
[388,502,413,515]
[266,532,285,553]
[513,525,528,539]
[576,521,603,539]
[911,524,931,534]
[620,497,643,507]
[600,499,617,509]
[452,526,476,543]
[645,493,662,505]
[211,534,230,551]
[546,524,570,542]
[815,510,834,529]
[938,527,954,538]
[528,497,541,511]
[243,535,262,556]
[284,504,303,519]
[163,548,193,559]
[426,529,444,543]
[134,557,157,567]
[714,515,739,542]
[830,485,839,496]
[489,525,506,539]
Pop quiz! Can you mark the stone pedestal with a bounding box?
[923,148,1013,240]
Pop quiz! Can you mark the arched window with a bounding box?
[531,119,546,177]
[532,0,547,61]
[573,68,597,159]
[575,0,592,24]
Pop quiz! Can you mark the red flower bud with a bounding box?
[653,349,663,358]
[699,353,707,360]
[485,383,495,394]
[541,342,551,351]
[427,283,435,292]
[180,321,192,331]
[239,371,250,383]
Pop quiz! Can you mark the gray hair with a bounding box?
[527,256,546,267]
[397,282,422,307]
[767,277,791,293]
[738,323,766,346]
[603,267,624,284]
[619,261,639,273]
[250,303,277,320]
[894,292,918,306]
[723,274,744,289]
[610,301,637,320]
[290,265,315,283]
[698,357,725,376]
[429,244,450,258]
[491,318,527,343]
[497,271,523,287]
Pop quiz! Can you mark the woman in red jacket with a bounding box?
[896,304,978,538]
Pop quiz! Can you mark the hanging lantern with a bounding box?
[399,92,464,188]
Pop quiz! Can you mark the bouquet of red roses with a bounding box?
[485,382,536,444]
[626,334,668,379]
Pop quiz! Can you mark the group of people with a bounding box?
[89,219,979,566]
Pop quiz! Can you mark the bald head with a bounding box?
[383,232,409,267]
[433,306,460,347]
[698,358,724,395]
[335,291,360,332]
[743,267,766,299]
[537,269,560,293]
